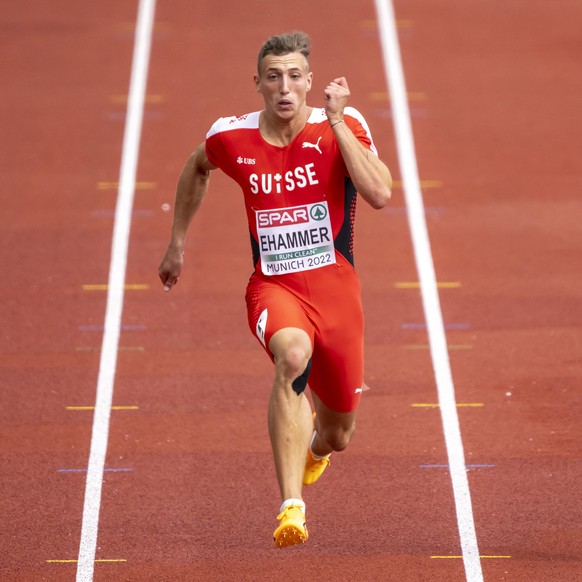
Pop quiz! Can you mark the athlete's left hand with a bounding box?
[324,77,350,123]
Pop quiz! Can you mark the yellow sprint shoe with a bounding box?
[303,449,331,486]
[273,504,308,548]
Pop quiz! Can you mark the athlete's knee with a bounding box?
[270,329,312,387]
[319,421,356,452]
[275,344,311,384]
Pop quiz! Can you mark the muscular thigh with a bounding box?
[246,264,365,412]
[246,277,314,359]
[308,295,364,413]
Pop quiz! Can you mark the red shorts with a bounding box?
[245,254,364,413]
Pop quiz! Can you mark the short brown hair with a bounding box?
[257,31,311,74]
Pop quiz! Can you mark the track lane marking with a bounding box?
[412,403,485,408]
[75,346,145,352]
[97,181,156,190]
[404,344,473,350]
[66,406,139,411]
[82,284,150,290]
[370,91,427,102]
[374,1,484,580]
[394,281,461,289]
[75,1,156,581]
[360,19,414,29]
[420,464,496,469]
[78,325,146,331]
[48,559,127,564]
[401,323,470,330]
[431,556,510,560]
[110,94,164,104]
[392,179,443,189]
[385,206,446,215]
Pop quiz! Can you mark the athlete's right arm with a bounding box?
[158,142,217,292]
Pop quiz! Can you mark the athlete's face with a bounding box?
[255,52,313,120]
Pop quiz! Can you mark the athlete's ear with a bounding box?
[254,74,261,93]
[306,71,313,92]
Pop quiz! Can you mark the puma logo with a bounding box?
[302,136,322,154]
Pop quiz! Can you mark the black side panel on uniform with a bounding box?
[250,228,260,268]
[292,357,313,395]
[334,177,357,267]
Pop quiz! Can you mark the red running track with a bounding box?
[1,0,581,580]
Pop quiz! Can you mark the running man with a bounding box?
[159,31,392,548]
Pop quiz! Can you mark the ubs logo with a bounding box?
[237,156,256,165]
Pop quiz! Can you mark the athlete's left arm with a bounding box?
[325,77,392,209]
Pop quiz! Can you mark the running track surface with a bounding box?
[1,1,581,581]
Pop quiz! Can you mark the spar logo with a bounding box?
[310,204,327,221]
[257,206,310,228]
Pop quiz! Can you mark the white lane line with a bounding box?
[373,1,484,580]
[75,1,156,580]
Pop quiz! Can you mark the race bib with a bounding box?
[256,202,336,276]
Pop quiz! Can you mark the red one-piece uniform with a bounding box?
[205,107,378,412]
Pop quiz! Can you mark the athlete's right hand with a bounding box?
[158,246,184,292]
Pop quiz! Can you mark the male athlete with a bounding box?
[159,31,392,548]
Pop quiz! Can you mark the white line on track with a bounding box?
[75,1,156,580]
[373,1,484,580]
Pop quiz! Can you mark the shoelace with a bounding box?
[277,505,305,521]
[306,454,331,472]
